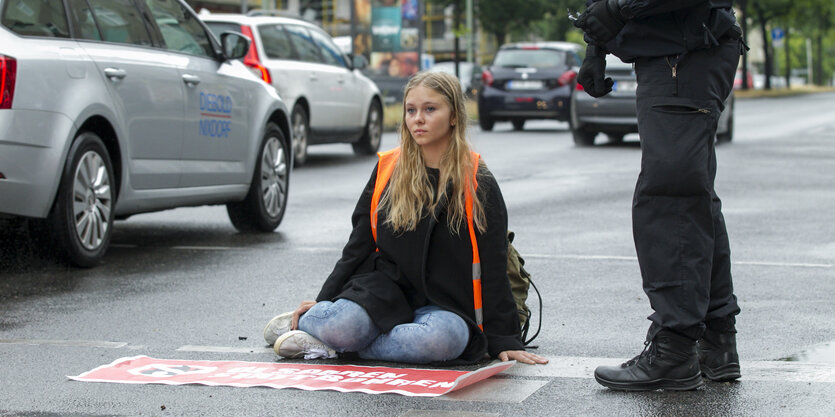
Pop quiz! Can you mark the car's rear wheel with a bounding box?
[227,123,289,232]
[353,100,382,155]
[571,128,597,146]
[48,132,115,267]
[291,104,309,166]
[479,114,494,131]
[512,119,525,131]
[569,94,597,146]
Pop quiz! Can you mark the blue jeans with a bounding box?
[298,299,469,364]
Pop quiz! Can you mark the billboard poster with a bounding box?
[361,0,419,79]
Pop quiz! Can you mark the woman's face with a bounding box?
[404,85,454,151]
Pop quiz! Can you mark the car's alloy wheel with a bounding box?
[353,100,382,155]
[291,104,309,166]
[48,132,115,267]
[227,123,289,232]
[260,135,288,218]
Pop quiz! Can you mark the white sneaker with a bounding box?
[274,330,337,360]
[263,312,294,346]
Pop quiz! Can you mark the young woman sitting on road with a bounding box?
[263,71,548,366]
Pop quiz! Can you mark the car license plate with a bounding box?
[613,80,637,92]
[507,80,543,90]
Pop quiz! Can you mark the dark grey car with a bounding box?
[569,55,733,146]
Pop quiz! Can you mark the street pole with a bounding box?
[466,0,473,63]
[806,38,813,85]
[241,0,246,14]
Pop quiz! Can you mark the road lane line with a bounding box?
[171,246,237,251]
[174,347,835,383]
[0,338,127,348]
[527,254,832,268]
[177,345,273,354]
[436,378,549,403]
[502,356,835,383]
[400,410,499,417]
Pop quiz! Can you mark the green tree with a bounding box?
[793,0,834,85]
[749,0,792,89]
[520,0,587,42]
[475,0,552,45]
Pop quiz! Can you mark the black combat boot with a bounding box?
[698,327,741,381]
[594,329,703,391]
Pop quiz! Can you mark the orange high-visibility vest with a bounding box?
[369,148,484,331]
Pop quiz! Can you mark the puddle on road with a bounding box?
[779,341,835,363]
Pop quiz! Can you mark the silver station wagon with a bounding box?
[201,12,384,166]
[0,0,293,267]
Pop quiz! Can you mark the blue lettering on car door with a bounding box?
[199,92,233,138]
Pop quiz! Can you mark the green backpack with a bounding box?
[507,231,541,346]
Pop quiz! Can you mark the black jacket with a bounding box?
[316,163,524,363]
[598,0,738,62]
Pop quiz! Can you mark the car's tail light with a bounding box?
[481,69,494,86]
[575,81,584,91]
[239,26,272,84]
[0,55,17,109]
[557,70,577,87]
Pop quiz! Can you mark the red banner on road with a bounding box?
[69,356,514,397]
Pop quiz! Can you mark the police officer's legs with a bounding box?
[595,40,740,390]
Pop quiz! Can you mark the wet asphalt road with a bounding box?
[1,92,834,416]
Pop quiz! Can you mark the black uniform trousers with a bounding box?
[632,39,741,341]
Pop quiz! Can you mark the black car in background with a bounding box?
[477,42,583,131]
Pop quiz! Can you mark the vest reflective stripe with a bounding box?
[371,148,399,244]
[370,147,484,331]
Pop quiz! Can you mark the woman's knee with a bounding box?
[417,311,469,360]
[301,299,378,352]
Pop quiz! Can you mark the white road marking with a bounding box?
[107,245,835,270]
[7,340,830,384]
[177,345,273,354]
[437,378,549,403]
[503,356,835,383]
[527,254,832,268]
[400,410,499,417]
[735,261,832,268]
[171,245,237,251]
[0,339,127,348]
[175,346,835,383]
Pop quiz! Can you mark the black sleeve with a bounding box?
[316,164,379,301]
[475,166,525,356]
[617,0,707,19]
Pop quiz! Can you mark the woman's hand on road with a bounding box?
[499,350,549,365]
[291,300,316,330]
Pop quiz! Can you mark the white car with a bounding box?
[0,0,292,267]
[201,12,384,165]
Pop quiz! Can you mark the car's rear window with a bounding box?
[493,49,566,69]
[1,0,70,38]
[257,24,295,60]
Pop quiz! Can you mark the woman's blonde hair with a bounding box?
[379,71,486,234]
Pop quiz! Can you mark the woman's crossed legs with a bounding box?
[298,299,469,364]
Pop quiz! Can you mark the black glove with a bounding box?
[573,0,626,44]
[577,46,613,98]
